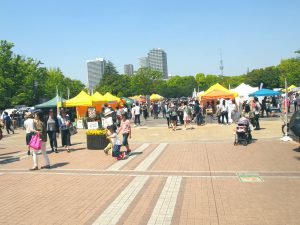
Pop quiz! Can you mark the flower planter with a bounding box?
[86,134,109,150]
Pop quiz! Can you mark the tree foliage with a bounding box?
[0,40,85,109]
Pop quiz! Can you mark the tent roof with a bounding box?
[35,96,65,108]
[150,93,163,100]
[64,91,92,107]
[104,92,120,102]
[91,92,108,102]
[282,85,297,92]
[249,88,280,97]
[200,83,238,100]
[201,89,237,100]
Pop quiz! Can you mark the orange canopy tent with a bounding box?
[200,83,238,101]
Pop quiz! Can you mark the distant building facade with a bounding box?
[124,64,134,75]
[147,48,168,79]
[87,58,106,91]
[139,57,149,68]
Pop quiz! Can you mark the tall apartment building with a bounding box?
[147,48,168,79]
[87,58,106,91]
[139,57,149,68]
[124,64,134,75]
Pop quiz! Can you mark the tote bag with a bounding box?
[29,133,42,150]
[68,123,77,136]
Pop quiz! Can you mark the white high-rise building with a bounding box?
[87,58,106,91]
[147,48,168,79]
[139,57,149,68]
[124,64,134,75]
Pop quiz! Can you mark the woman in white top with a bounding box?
[24,112,34,155]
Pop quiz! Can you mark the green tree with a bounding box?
[130,68,163,95]
[104,60,119,76]
[278,58,300,86]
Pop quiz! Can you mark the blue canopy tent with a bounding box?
[249,89,280,97]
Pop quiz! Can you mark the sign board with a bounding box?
[87,121,99,130]
[77,120,83,129]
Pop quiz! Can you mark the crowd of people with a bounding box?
[0,92,299,169]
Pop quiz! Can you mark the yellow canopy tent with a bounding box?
[150,93,164,101]
[64,91,92,118]
[104,92,123,109]
[282,85,296,92]
[91,92,108,111]
[130,95,146,103]
[200,83,238,101]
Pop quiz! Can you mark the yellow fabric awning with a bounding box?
[150,93,164,101]
[282,85,297,92]
[91,92,108,103]
[64,91,92,107]
[104,92,120,102]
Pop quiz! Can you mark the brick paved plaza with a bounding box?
[0,117,300,225]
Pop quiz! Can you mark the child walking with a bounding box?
[107,126,125,160]
[118,112,132,155]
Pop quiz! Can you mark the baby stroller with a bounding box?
[234,117,252,146]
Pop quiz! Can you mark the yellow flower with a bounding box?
[86,128,107,135]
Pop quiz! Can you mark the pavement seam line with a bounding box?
[134,143,168,171]
[147,176,182,225]
[106,143,150,171]
[92,175,149,225]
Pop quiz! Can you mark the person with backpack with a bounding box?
[169,104,178,131]
[194,100,202,126]
[183,101,193,130]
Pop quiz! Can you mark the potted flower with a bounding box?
[86,128,109,150]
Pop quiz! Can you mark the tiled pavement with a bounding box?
[0,118,300,225]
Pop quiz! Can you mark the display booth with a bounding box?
[200,83,238,102]
[103,92,123,109]
[64,91,93,118]
[91,92,108,111]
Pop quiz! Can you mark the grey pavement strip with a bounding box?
[92,175,149,225]
[134,143,167,171]
[147,176,182,225]
[106,143,150,171]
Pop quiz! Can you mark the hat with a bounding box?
[25,112,33,119]
[104,108,114,117]
[49,109,54,112]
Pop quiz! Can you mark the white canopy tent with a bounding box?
[231,83,258,102]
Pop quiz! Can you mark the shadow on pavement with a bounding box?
[51,162,69,169]
[293,147,300,153]
[129,152,143,156]
[0,151,20,156]
[0,156,19,165]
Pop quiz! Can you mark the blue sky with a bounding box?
[1,0,299,84]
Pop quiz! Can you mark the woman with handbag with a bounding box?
[58,111,71,153]
[30,112,50,170]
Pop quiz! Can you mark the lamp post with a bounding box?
[34,81,39,104]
